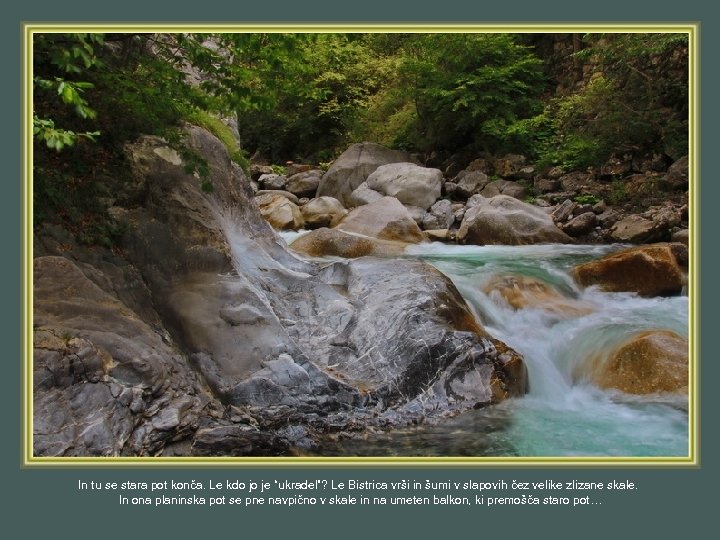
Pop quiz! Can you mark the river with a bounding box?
[281,233,689,457]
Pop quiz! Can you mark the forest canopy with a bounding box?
[33,31,689,168]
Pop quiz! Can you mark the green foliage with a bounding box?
[509,33,689,171]
[33,115,99,151]
[33,34,104,149]
[608,179,628,205]
[32,31,689,246]
[574,194,600,205]
[360,34,546,154]
[228,34,390,161]
[536,33,688,169]
[33,141,129,247]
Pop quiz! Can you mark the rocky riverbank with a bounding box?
[250,142,688,253]
[33,127,529,457]
[32,128,690,457]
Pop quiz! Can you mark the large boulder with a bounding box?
[422,199,455,230]
[551,199,578,223]
[254,190,299,204]
[365,162,444,210]
[300,196,347,229]
[571,243,687,297]
[583,330,688,394]
[457,195,572,245]
[610,215,665,243]
[258,173,288,191]
[480,179,527,200]
[290,228,405,258]
[454,170,491,198]
[483,274,595,319]
[33,256,209,456]
[336,196,425,243]
[302,258,528,407]
[316,142,417,207]
[286,169,323,198]
[349,181,384,206]
[34,126,527,457]
[563,212,597,237]
[492,154,526,178]
[255,192,305,230]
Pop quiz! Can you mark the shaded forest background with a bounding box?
[32,32,688,242]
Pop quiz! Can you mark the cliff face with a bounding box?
[32,126,526,457]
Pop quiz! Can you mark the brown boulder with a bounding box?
[585,330,688,394]
[492,154,526,178]
[289,228,405,259]
[571,243,687,297]
[300,196,347,229]
[255,193,305,230]
[563,212,597,237]
[454,170,491,198]
[483,275,595,319]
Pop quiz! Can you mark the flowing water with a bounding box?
[401,242,689,457]
[283,234,690,457]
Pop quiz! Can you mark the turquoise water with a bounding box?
[401,242,689,457]
[282,233,690,457]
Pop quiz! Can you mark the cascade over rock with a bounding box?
[483,274,595,319]
[33,126,526,456]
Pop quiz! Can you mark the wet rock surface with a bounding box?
[33,127,526,457]
[483,275,595,320]
[571,243,687,297]
[580,330,688,395]
[289,228,405,258]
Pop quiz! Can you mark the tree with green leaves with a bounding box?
[33,33,103,150]
[355,33,547,155]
